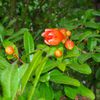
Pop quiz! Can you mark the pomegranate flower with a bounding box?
[42,29,65,45]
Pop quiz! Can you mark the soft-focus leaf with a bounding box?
[78,53,91,64]
[49,69,80,87]
[21,50,43,93]
[68,62,92,74]
[33,83,54,100]
[92,53,100,62]
[87,38,97,52]
[96,68,100,80]
[78,31,92,42]
[64,84,95,100]
[24,32,34,62]
[28,57,48,100]
[65,46,80,58]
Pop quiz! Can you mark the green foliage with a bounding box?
[64,84,95,100]
[0,0,100,100]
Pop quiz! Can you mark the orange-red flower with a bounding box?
[42,29,65,45]
[65,39,74,50]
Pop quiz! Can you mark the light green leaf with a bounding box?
[0,56,11,70]
[21,50,43,93]
[78,53,91,64]
[33,83,54,100]
[92,53,100,62]
[49,70,80,87]
[65,46,80,58]
[87,38,97,52]
[28,57,48,100]
[68,63,92,74]
[24,32,34,62]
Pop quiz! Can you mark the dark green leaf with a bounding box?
[96,68,100,80]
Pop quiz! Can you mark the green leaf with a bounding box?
[78,31,92,42]
[87,38,97,52]
[78,53,91,64]
[84,21,100,29]
[64,84,95,100]
[24,31,34,62]
[64,86,78,99]
[0,56,11,70]
[42,60,57,73]
[21,50,43,93]
[68,62,92,74]
[33,83,54,100]
[65,46,80,58]
[92,53,100,62]
[49,70,80,87]
[57,62,66,72]
[40,73,50,82]
[0,67,12,99]
[18,64,28,81]
[28,57,48,100]
[54,91,63,100]
[96,68,100,80]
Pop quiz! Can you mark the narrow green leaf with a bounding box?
[87,38,97,52]
[21,50,42,93]
[96,68,100,80]
[24,32,34,62]
[28,57,48,100]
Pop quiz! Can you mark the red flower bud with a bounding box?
[65,40,74,50]
[54,49,63,58]
[42,29,65,45]
[5,46,14,55]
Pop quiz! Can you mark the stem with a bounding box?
[13,54,24,64]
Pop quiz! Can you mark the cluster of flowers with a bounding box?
[41,28,74,50]
[42,28,75,57]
